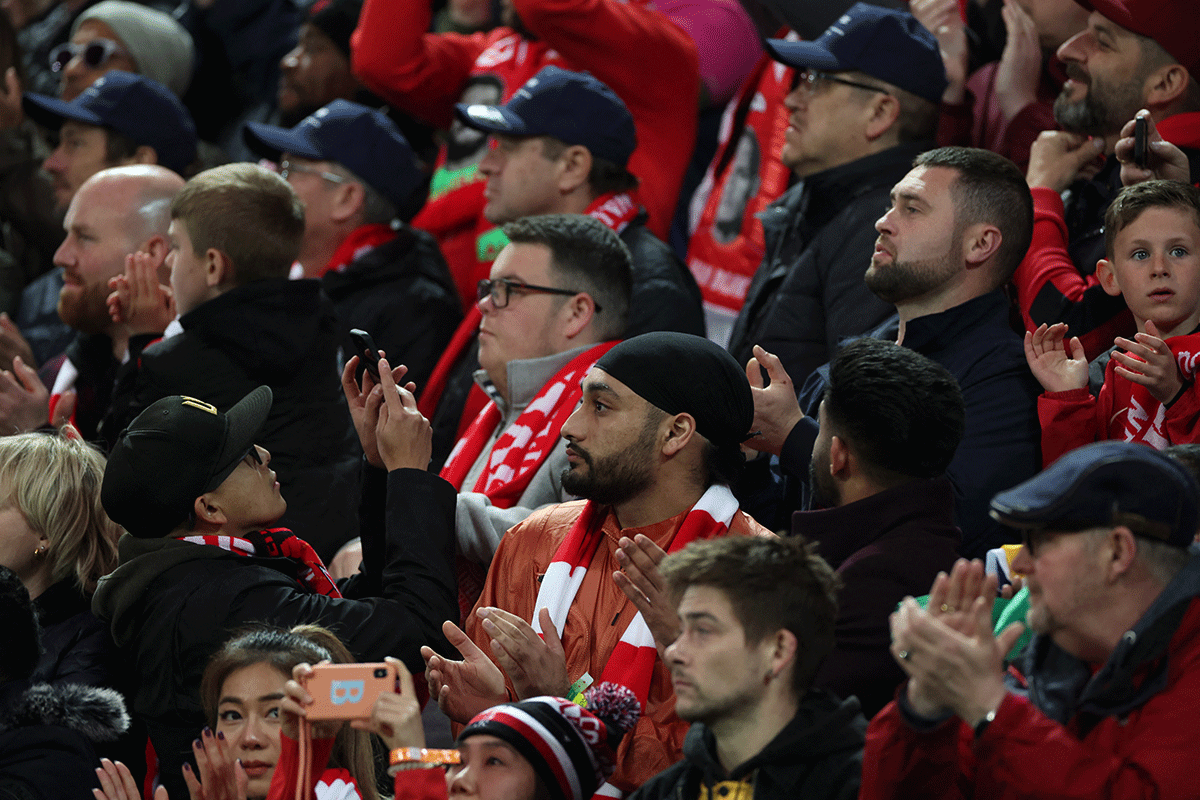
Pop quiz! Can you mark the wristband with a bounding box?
[388,747,461,775]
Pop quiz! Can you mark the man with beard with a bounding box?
[864,440,1200,799]
[1012,0,1200,359]
[420,331,773,794]
[630,535,866,800]
[745,146,1042,558]
[0,165,181,440]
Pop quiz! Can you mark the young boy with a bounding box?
[1026,179,1200,464]
[101,163,361,559]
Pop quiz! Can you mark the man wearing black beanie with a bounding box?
[421,331,774,794]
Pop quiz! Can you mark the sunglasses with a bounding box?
[49,38,127,73]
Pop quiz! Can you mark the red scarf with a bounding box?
[1121,332,1200,447]
[178,527,342,597]
[323,223,396,277]
[439,340,618,504]
[584,191,640,234]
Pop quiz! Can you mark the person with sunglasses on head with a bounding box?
[726,3,947,395]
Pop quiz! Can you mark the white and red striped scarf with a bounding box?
[533,484,738,705]
[178,527,341,597]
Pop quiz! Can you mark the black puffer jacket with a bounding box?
[322,225,462,391]
[621,216,706,338]
[629,689,865,800]
[101,278,361,560]
[0,682,129,800]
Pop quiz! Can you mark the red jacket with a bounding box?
[861,594,1200,800]
[352,0,699,309]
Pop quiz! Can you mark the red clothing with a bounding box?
[1010,112,1200,361]
[352,0,699,310]
[1038,332,1200,464]
[267,733,365,800]
[937,58,1064,170]
[861,598,1200,800]
[465,499,771,794]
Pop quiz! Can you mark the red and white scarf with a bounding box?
[179,527,341,597]
[533,483,738,705]
[1120,332,1200,448]
[323,223,396,277]
[584,191,640,235]
[440,340,618,506]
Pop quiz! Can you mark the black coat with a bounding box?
[629,689,865,800]
[92,467,457,800]
[322,225,462,392]
[101,278,362,560]
[621,216,705,338]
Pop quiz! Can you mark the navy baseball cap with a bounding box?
[454,66,637,168]
[102,386,273,538]
[24,70,197,174]
[990,441,1200,548]
[764,3,948,105]
[244,99,422,208]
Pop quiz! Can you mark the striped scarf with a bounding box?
[178,527,341,597]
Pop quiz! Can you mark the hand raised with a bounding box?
[745,345,804,456]
[613,535,679,656]
[1113,320,1184,405]
[341,351,410,468]
[1116,111,1192,186]
[375,355,432,471]
[351,657,426,751]
[1024,323,1088,393]
[422,619,508,724]
[1027,131,1106,193]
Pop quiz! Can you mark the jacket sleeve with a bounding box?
[1038,387,1101,465]
[861,695,971,800]
[1011,186,1132,361]
[1163,380,1200,446]
[350,0,488,129]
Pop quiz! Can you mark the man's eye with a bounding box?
[1170,246,1189,258]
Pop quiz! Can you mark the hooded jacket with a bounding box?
[862,552,1200,799]
[0,682,129,800]
[101,278,361,560]
[629,689,865,800]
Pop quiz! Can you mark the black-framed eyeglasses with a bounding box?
[795,69,891,96]
[476,277,601,312]
[49,39,126,73]
[278,159,350,185]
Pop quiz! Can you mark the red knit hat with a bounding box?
[1074,0,1199,79]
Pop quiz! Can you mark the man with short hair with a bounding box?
[727,3,946,388]
[93,382,456,800]
[793,338,963,717]
[243,100,460,390]
[631,535,865,800]
[1014,0,1200,358]
[102,163,361,559]
[865,440,1200,798]
[422,331,774,793]
[749,146,1042,558]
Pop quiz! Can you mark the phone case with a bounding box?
[304,662,397,720]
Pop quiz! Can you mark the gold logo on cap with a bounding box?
[180,397,218,415]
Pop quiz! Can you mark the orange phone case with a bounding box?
[303,662,397,721]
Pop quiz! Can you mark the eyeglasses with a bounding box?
[795,69,891,96]
[49,39,126,73]
[243,446,263,466]
[278,159,350,185]
[477,277,601,312]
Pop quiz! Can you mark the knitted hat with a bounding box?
[74,0,196,98]
[306,0,363,58]
[459,696,623,800]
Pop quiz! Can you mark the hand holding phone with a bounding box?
[349,328,381,382]
[303,662,398,721]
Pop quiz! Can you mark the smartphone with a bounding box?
[349,328,381,382]
[303,662,397,721]
[1134,115,1148,169]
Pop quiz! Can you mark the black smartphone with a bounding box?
[1134,115,1148,169]
[349,329,381,382]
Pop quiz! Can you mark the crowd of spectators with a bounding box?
[1,0,1200,798]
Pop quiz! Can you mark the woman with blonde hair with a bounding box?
[0,430,122,685]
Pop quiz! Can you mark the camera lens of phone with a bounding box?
[374,667,387,678]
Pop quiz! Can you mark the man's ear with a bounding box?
[864,92,901,141]
[1096,257,1122,297]
[205,248,233,288]
[661,412,697,457]
[829,435,851,480]
[560,292,597,340]
[330,181,365,224]
[962,222,1002,268]
[765,627,799,682]
[556,145,592,195]
[127,145,158,166]
[1144,63,1191,110]
[139,235,171,282]
[193,493,227,527]
[1105,526,1140,582]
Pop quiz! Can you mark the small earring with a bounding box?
[33,545,47,557]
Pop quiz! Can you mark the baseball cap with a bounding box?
[990,440,1200,548]
[764,2,948,105]
[101,386,273,538]
[454,66,637,168]
[244,99,422,208]
[1072,0,1200,79]
[24,70,197,174]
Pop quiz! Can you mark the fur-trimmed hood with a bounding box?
[0,683,129,742]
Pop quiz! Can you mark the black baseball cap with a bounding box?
[102,386,273,538]
[990,441,1200,548]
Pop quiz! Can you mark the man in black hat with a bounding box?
[92,379,456,800]
[243,99,460,391]
[865,440,1200,799]
[422,331,774,793]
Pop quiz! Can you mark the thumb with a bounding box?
[996,621,1027,657]
[52,389,76,428]
[539,607,564,655]
[1144,319,1160,339]
[0,312,16,335]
